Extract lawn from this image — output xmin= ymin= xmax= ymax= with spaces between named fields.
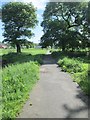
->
xmin=0 ymin=49 xmax=15 ymax=56
xmin=22 ymin=48 xmax=47 ymax=55
xmin=1 ymin=48 xmax=47 ymax=67
xmin=0 ymin=48 xmax=47 ymax=56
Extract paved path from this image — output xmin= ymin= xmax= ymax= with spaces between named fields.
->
xmin=17 ymin=52 xmax=88 ymax=118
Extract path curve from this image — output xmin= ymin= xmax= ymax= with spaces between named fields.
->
xmin=17 ymin=52 xmax=88 ymax=118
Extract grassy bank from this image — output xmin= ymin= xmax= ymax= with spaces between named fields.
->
xmin=2 ymin=62 xmax=39 ymax=118
xmin=1 ymin=48 xmax=47 ymax=67
xmin=1 ymin=48 xmax=47 ymax=119
xmin=52 ymin=51 xmax=90 ymax=96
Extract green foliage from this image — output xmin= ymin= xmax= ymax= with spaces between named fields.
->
xmin=2 ymin=52 xmax=42 ymax=66
xmin=2 ymin=62 xmax=39 ymax=118
xmin=2 ymin=2 xmax=38 ymax=53
xmin=1 ymin=48 xmax=47 ymax=67
xmin=0 ymin=48 xmax=47 ymax=118
xmin=0 ymin=49 xmax=15 ymax=56
xmin=0 ymin=48 xmax=47 ymax=56
xmin=73 ymin=71 xmax=90 ymax=95
xmin=58 ymin=57 xmax=85 ymax=73
xmin=57 ymin=55 xmax=89 ymax=95
xmin=21 ymin=48 xmax=47 ymax=55
xmin=41 ymin=2 xmax=89 ymax=51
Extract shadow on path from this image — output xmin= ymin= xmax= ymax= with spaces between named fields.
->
xmin=43 ymin=54 xmax=56 ymax=65
xmin=63 ymin=89 xmax=89 ymax=118
xmin=43 ymin=53 xmax=89 ymax=118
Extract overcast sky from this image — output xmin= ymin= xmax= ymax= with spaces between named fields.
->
xmin=0 ymin=0 xmax=48 ymax=43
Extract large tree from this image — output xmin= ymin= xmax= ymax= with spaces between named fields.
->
xmin=41 ymin=2 xmax=89 ymax=51
xmin=2 ymin=2 xmax=38 ymax=53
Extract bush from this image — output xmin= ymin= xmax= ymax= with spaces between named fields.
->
xmin=58 ymin=57 xmax=85 ymax=73
xmin=73 ymin=71 xmax=90 ymax=95
xmin=58 ymin=57 xmax=89 ymax=95
xmin=2 ymin=62 xmax=39 ymax=118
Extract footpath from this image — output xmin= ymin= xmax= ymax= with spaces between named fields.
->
xmin=17 ymin=51 xmax=88 ymax=118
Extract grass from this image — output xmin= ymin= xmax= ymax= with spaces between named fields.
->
xmin=2 ymin=62 xmax=39 ymax=118
xmin=0 ymin=49 xmax=15 ymax=55
xmin=73 ymin=70 xmax=90 ymax=95
xmin=0 ymin=48 xmax=47 ymax=56
xmin=0 ymin=48 xmax=47 ymax=119
xmin=21 ymin=48 xmax=47 ymax=55
xmin=58 ymin=57 xmax=86 ymax=73
xmin=1 ymin=48 xmax=47 ymax=67
xmin=52 ymin=50 xmax=90 ymax=96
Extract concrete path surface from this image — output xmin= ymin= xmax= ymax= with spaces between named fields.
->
xmin=17 ymin=53 xmax=88 ymax=118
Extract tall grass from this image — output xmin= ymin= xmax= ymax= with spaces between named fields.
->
xmin=58 ymin=57 xmax=86 ymax=73
xmin=2 ymin=62 xmax=39 ymax=118
xmin=57 ymin=57 xmax=89 ymax=95
xmin=0 ymin=48 xmax=47 ymax=118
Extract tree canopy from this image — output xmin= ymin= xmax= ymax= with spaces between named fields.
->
xmin=41 ymin=2 xmax=90 ymax=51
xmin=2 ymin=2 xmax=38 ymax=53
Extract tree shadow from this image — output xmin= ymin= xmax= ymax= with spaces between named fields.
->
xmin=63 ymin=89 xmax=89 ymax=118
xmin=51 ymin=51 xmax=89 ymax=118
xmin=1 ymin=52 xmax=45 ymax=67
xmin=51 ymin=51 xmax=89 ymax=63
xmin=42 ymin=54 xmax=57 ymax=65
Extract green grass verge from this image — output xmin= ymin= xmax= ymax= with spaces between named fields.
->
xmin=73 ymin=71 xmax=90 ymax=95
xmin=0 ymin=49 xmax=15 ymax=55
xmin=0 ymin=48 xmax=47 ymax=119
xmin=51 ymin=50 xmax=89 ymax=95
xmin=2 ymin=62 xmax=39 ymax=118
xmin=21 ymin=48 xmax=47 ymax=55
xmin=57 ymin=57 xmax=89 ymax=95
xmin=1 ymin=48 xmax=47 ymax=67
xmin=2 ymin=53 xmax=43 ymax=67
xmin=58 ymin=57 xmax=86 ymax=73
xmin=0 ymin=48 xmax=47 ymax=56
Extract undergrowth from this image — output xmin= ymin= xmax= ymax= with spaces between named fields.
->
xmin=2 ymin=62 xmax=39 ymax=118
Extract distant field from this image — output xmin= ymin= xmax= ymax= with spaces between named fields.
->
xmin=22 ymin=48 xmax=47 ymax=55
xmin=0 ymin=49 xmax=15 ymax=55
xmin=0 ymin=48 xmax=47 ymax=56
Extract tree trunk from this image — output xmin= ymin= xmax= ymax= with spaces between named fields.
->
xmin=71 ymin=47 xmax=74 ymax=52
xmin=51 ymin=45 xmax=53 ymax=49
xmin=61 ymin=40 xmax=65 ymax=51
xmin=16 ymin=43 xmax=21 ymax=53
xmin=62 ymin=45 xmax=65 ymax=51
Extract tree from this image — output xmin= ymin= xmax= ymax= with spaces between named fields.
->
xmin=2 ymin=2 xmax=38 ymax=53
xmin=84 ymin=1 xmax=90 ymax=48
xmin=23 ymin=40 xmax=35 ymax=48
xmin=41 ymin=2 xmax=88 ymax=51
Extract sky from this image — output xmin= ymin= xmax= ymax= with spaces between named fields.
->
xmin=0 ymin=0 xmax=48 ymax=43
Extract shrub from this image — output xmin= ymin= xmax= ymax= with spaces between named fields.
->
xmin=2 ymin=62 xmax=39 ymax=118
xmin=58 ymin=57 xmax=89 ymax=95
xmin=58 ymin=57 xmax=85 ymax=73
xmin=73 ymin=71 xmax=90 ymax=95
